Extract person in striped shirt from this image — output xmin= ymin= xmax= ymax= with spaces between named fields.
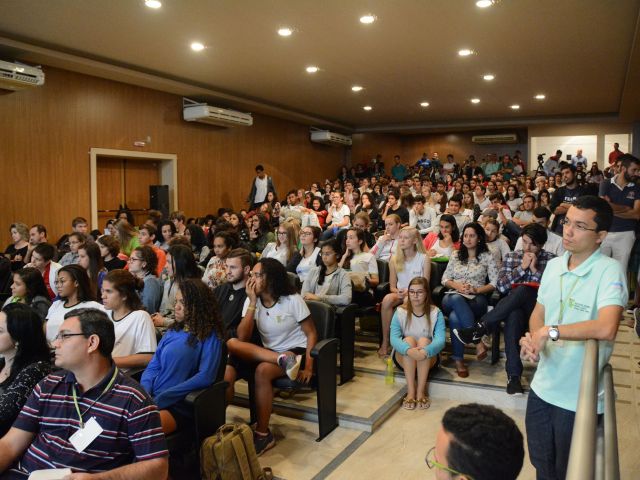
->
xmin=0 ymin=308 xmax=168 ymax=479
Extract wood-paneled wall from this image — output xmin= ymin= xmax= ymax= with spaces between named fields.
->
xmin=0 ymin=67 xmax=345 ymax=247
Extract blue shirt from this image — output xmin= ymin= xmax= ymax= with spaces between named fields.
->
xmin=141 ymin=328 xmax=222 ymax=411
xmin=598 ymin=175 xmax=640 ymax=232
xmin=530 ymin=249 xmax=627 ymax=413
xmin=391 ymin=164 xmax=408 ymax=181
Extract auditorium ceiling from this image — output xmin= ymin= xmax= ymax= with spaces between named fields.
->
xmin=0 ymin=0 xmax=639 ymax=132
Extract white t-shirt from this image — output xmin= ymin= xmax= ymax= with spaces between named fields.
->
xmin=328 ymin=204 xmax=351 ymax=228
xmin=409 ymin=207 xmax=438 ymax=234
xmin=349 ymin=252 xmax=378 ymax=275
xmin=431 ymin=238 xmax=454 ymax=257
xmin=372 ymin=238 xmax=398 ymax=261
xmin=261 ymin=242 xmax=289 ymax=266
xmin=296 ymin=247 xmax=320 ymax=282
xmin=514 ymin=231 xmax=565 ymax=257
xmin=395 ymin=252 xmax=427 ymax=290
xmin=395 ymin=306 xmax=438 ymax=340
xmin=487 ymin=238 xmax=511 ymax=265
xmin=254 ymin=176 xmax=268 ymax=203
xmin=46 ymin=300 xmax=105 ymax=343
xmin=242 ymin=294 xmax=310 ymax=352
xmin=107 ymin=310 xmax=157 ymax=359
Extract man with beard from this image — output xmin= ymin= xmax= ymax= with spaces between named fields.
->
xmin=550 ymin=164 xmax=586 ymax=235
xmin=599 ymin=154 xmax=640 ymax=276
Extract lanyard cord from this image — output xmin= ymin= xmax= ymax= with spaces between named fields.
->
xmin=559 ymin=275 xmax=580 ymax=325
xmin=72 ymin=367 xmax=119 ymax=428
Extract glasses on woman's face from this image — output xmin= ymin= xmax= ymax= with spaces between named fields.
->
xmin=300 ymin=231 xmax=313 ymax=237
xmin=128 ymin=256 xmax=142 ymax=263
xmin=408 ymin=289 xmax=426 ymax=296
xmin=248 ymin=271 xmax=265 ymax=278
xmin=277 ymin=231 xmax=288 ymax=237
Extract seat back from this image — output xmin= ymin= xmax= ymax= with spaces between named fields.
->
xmin=376 ymin=259 xmax=390 ymax=284
xmin=305 ymin=300 xmax=335 ymax=341
xmin=429 ymin=261 xmax=447 ymax=289
xmin=215 ymin=342 xmax=228 ymax=382
xmin=287 ymin=271 xmax=301 ymax=292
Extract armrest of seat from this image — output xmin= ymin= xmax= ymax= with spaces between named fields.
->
xmin=188 ymin=380 xmax=229 ymax=444
xmin=374 ymin=282 xmax=390 ymax=303
xmin=311 ymin=338 xmax=339 ymax=359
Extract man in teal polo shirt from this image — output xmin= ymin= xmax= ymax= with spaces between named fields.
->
xmin=520 ymin=195 xmax=627 ymax=480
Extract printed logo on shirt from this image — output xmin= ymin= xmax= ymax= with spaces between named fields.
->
xmin=568 ymin=298 xmax=590 ymax=313
xmin=626 ymin=191 xmax=636 ymax=200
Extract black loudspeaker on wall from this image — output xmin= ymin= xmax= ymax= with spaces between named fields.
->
xmin=149 ymin=185 xmax=170 ymax=219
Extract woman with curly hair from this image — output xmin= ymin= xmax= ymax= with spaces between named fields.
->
xmin=141 ymin=278 xmax=223 ymax=434
xmin=227 ymin=258 xmax=318 ymax=455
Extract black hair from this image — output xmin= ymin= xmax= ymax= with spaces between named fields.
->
xmin=133 ymin=245 xmax=158 ymax=276
xmin=59 ymin=264 xmax=96 ymax=302
xmin=302 ymin=226 xmax=322 ymax=248
xmin=31 ymin=224 xmax=47 ymax=236
xmin=33 ymin=243 xmax=56 ymax=262
xmin=185 ymin=224 xmax=209 ymax=253
xmin=413 ymin=194 xmax=426 ymax=203
xmin=258 ymin=257 xmax=296 ymax=298
xmin=317 ymin=239 xmax=342 ymax=286
xmin=173 ymin=278 xmax=223 ymax=346
xmin=619 ymin=153 xmax=640 ymax=169
xmin=213 ymin=230 xmax=239 ymax=250
xmin=255 ymin=164 xmax=264 ymax=172
xmin=14 ymin=267 xmax=49 ymax=302
xmin=79 ymin=242 xmax=105 ymax=300
xmin=521 ymin=223 xmax=548 ymax=248
xmin=448 ymin=194 xmax=463 ymax=205
xmin=64 ymin=307 xmax=115 ymax=360
xmin=442 ymin=403 xmax=524 ymax=480
xmin=167 ymin=244 xmax=201 ymax=281
xmin=115 ymin=207 xmax=135 ymax=226
xmin=458 ymin=223 xmax=489 ymax=263
xmin=572 ymin=195 xmax=614 ymax=232
xmin=560 ymin=163 xmax=576 ymax=173
xmin=438 ymin=214 xmax=460 ymax=243
xmin=1 ymin=303 xmax=51 ymax=385
xmin=533 ymin=206 xmax=551 ymax=220
xmin=158 ymin=220 xmax=177 ymax=240
xmin=341 ymin=228 xmax=366 ymax=269
xmin=103 ymin=269 xmax=144 ymax=311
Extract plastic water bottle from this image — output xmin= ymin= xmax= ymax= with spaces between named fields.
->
xmin=385 ymin=356 xmax=395 ymax=385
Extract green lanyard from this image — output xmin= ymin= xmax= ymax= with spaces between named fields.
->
xmin=72 ymin=367 xmax=118 ymax=428
xmin=559 ymin=275 xmax=580 ymax=325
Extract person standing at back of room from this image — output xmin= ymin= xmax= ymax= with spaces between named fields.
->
xmin=247 ymin=164 xmax=277 ymax=211
xmin=520 ymin=196 xmax=627 ymax=480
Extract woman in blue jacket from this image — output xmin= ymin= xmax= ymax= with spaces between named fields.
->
xmin=390 ymin=276 xmax=445 ymax=411
xmin=141 ymin=278 xmax=223 ymax=434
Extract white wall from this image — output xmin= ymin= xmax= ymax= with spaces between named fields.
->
xmin=530 ymin=135 xmax=597 ymax=172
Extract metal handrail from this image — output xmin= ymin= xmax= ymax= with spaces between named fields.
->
xmin=566 ymin=339 xmax=620 ymax=480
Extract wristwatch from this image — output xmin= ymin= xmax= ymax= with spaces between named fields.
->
xmin=548 ymin=325 xmax=560 ymax=342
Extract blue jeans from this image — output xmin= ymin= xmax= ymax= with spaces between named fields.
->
xmin=320 ymin=227 xmax=339 ymax=241
xmin=526 ymin=390 xmax=576 ymax=480
xmin=441 ymin=293 xmax=488 ymax=360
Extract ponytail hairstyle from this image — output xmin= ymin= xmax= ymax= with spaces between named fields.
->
xmin=392 ymin=226 xmax=426 ymax=273
xmin=402 ymin=276 xmax=434 ymax=331
xmin=317 ymin=239 xmax=342 ymax=286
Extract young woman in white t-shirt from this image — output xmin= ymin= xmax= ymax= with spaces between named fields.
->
xmin=371 ymin=214 xmax=402 ymax=261
xmin=227 ymin=258 xmax=318 ymax=455
xmin=390 ymin=277 xmax=445 ymax=410
xmin=261 ymin=221 xmax=298 ymax=267
xmin=339 ymin=228 xmax=379 ymax=307
xmin=101 ymin=269 xmax=157 ymax=370
xmin=321 ymin=191 xmax=351 ymax=240
xmin=45 ymin=265 xmax=104 ymax=343
xmin=291 ymin=225 xmax=321 ymax=283
xmin=379 ymin=227 xmax=430 ymax=358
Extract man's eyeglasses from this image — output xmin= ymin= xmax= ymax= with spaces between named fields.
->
xmin=559 ymin=218 xmax=598 ymax=232
xmin=53 ymin=332 xmax=87 ymax=342
xmin=425 ymin=446 xmax=472 ymax=478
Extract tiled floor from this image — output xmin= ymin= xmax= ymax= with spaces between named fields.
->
xmin=221 ymin=315 xmax=640 ymax=480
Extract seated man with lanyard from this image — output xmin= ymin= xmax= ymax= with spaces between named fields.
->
xmin=454 ymin=223 xmax=556 ymax=395
xmin=0 ymin=308 xmax=168 ymax=479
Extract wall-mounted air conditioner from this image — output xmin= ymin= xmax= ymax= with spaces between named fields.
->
xmin=0 ymin=60 xmax=45 ymax=91
xmin=183 ymin=100 xmax=253 ymax=127
xmin=310 ymin=130 xmax=353 ymax=147
xmin=471 ymin=133 xmax=518 ymax=144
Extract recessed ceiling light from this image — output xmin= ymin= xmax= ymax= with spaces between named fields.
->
xmin=483 ymin=74 xmax=495 ymax=81
xmin=306 ymin=66 xmax=319 ymax=73
xmin=510 ymin=104 xmax=520 ymax=110
xmin=190 ymin=42 xmax=205 ymax=52
xmin=471 ymin=98 xmax=480 ymax=104
xmin=458 ymin=49 xmax=474 ymax=57
xmin=420 ymin=102 xmax=430 ymax=107
xmin=278 ymin=27 xmax=293 ymax=37
xmin=351 ymin=85 xmax=363 ymax=92
xmin=363 ymin=105 xmax=372 ymax=111
xmin=145 ymin=0 xmax=162 ymax=9
xmin=535 ymin=94 xmax=546 ymax=100
xmin=476 ymin=0 xmax=495 ymax=8
xmin=360 ymin=14 xmax=376 ymax=24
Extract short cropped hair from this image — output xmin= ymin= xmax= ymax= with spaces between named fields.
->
xmin=226 ymin=248 xmax=253 ymax=269
xmin=31 ymin=224 xmax=47 ymax=236
xmin=34 ymin=243 xmax=56 ymax=262
xmin=619 ymin=153 xmax=640 ymax=169
xmin=72 ymin=217 xmax=88 ymax=228
xmin=532 ymin=206 xmax=551 ymax=220
xmin=521 ymin=223 xmax=548 ymax=247
xmin=442 ymin=403 xmax=524 ymax=480
xmin=572 ymin=195 xmax=613 ymax=232
xmin=64 ymin=308 xmax=115 ymax=360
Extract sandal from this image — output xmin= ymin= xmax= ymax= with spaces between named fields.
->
xmin=455 ymin=362 xmax=469 ymax=378
xmin=476 ymin=343 xmax=488 ymax=361
xmin=402 ymin=397 xmax=417 ymax=410
xmin=417 ymin=397 xmax=431 ymax=410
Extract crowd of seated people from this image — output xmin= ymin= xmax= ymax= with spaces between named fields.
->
xmin=0 ymin=149 xmax=637 ymax=475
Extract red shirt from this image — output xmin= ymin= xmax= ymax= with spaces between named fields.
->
xmin=42 ymin=262 xmax=55 ymax=300
xmin=608 ymin=149 xmax=623 ymax=165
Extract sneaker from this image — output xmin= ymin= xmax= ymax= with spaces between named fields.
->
xmin=253 ymin=429 xmax=275 ymax=456
xmin=453 ymin=322 xmax=486 ymax=345
xmin=277 ymin=353 xmax=302 ymax=380
xmin=506 ymin=376 xmax=523 ymax=395
xmin=634 ymin=307 xmax=640 ymax=338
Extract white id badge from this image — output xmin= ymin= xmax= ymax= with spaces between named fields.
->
xmin=69 ymin=417 xmax=103 ymax=453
